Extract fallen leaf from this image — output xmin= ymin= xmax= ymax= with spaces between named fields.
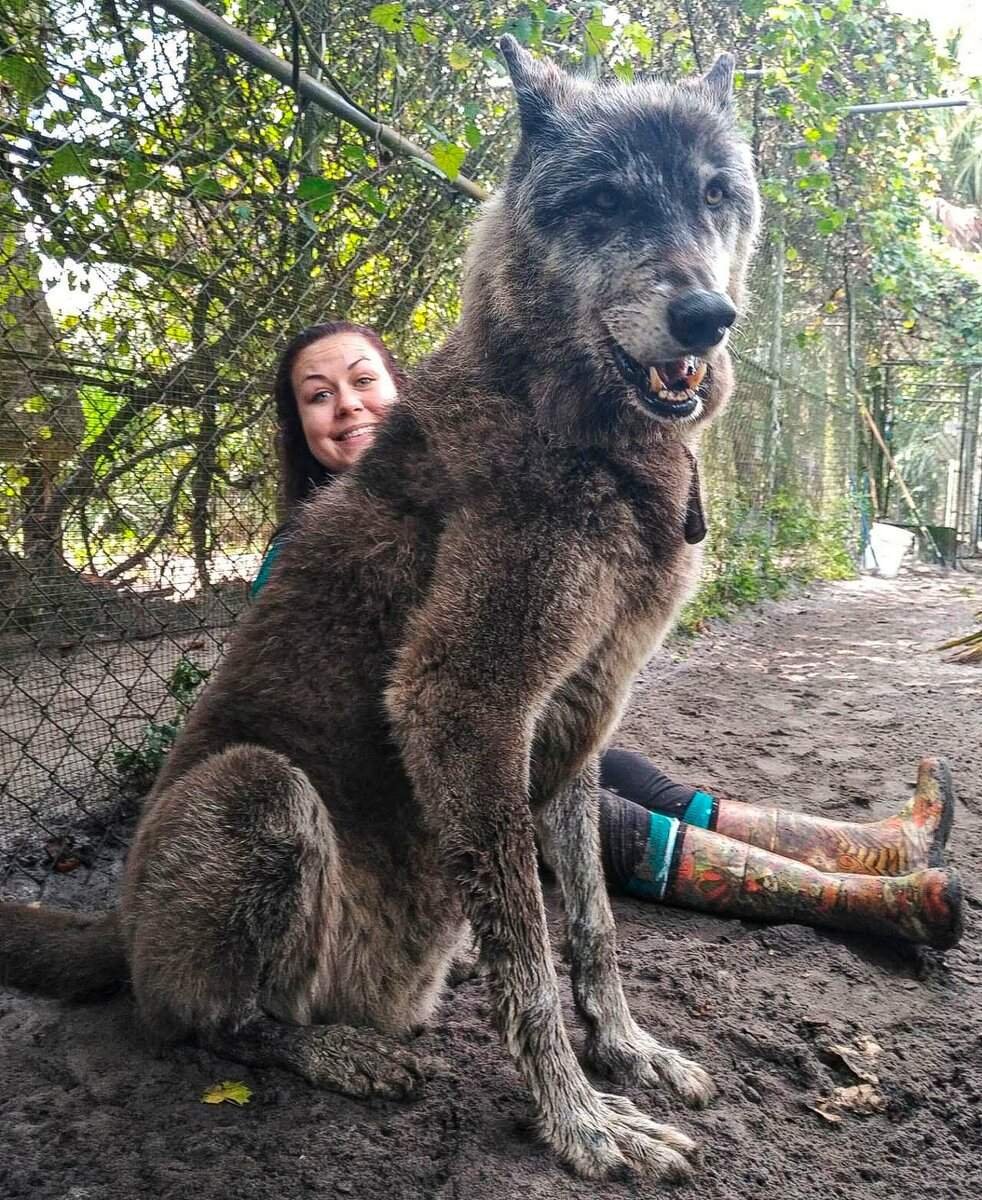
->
xmin=807 ymin=1100 xmax=842 ymax=1123
xmin=808 ymin=1083 xmax=886 ymax=1123
xmin=201 ymin=1079 xmax=253 ymax=1106
xmin=826 ymin=1042 xmax=880 ymax=1084
xmin=834 ymin=1083 xmax=886 ymax=1114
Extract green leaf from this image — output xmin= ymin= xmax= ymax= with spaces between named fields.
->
xmin=354 ymin=181 xmax=387 ymax=214
xmin=122 ymin=152 xmax=155 ymax=193
xmin=410 ymin=18 xmax=434 ymax=45
xmin=448 ymin=43 xmax=472 ymax=70
xmin=623 ymin=21 xmax=653 ymax=60
xmin=48 ymin=143 xmax=92 ymax=180
xmin=369 ymin=3 xmax=405 ymax=33
xmin=431 ymin=140 xmax=466 ymax=181
xmin=613 ymin=62 xmax=635 ymax=83
xmin=816 ymin=209 xmax=845 ymax=234
xmin=0 ymin=53 xmax=52 ymax=102
xmin=585 ymin=18 xmax=612 ymax=56
xmin=201 ymin=1080 xmax=253 ymax=1106
xmin=296 ymin=176 xmax=337 ymax=214
xmin=504 ymin=16 xmax=533 ymax=45
xmin=464 ymin=122 xmax=483 ymax=149
xmin=340 ymin=143 xmax=373 ymax=169
xmin=296 ymin=176 xmax=329 ymax=200
xmin=189 ymin=175 xmax=223 ymax=200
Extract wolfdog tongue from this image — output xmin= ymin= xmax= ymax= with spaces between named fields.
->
xmin=650 ymin=356 xmax=707 ymax=394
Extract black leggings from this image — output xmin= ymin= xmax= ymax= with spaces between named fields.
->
xmin=599 ymin=747 xmax=698 ymax=819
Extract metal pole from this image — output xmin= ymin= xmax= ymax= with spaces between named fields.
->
xmin=766 ymin=227 xmax=785 ymax=501
xmin=880 ymin=362 xmax=891 ymax=518
xmin=148 ymin=0 xmax=490 ymax=203
xmin=844 ymin=98 xmax=972 ymax=115
xmin=960 ymin=369 xmax=982 ymax=561
xmin=969 ymin=369 xmax=979 ymax=552
xmin=956 ymin=370 xmax=971 ymax=556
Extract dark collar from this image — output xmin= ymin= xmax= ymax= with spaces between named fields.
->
xmin=682 ymin=447 xmax=707 ymax=545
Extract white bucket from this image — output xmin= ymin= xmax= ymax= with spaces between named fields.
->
xmin=863 ymin=522 xmax=915 ymax=578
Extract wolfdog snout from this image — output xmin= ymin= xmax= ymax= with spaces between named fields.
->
xmin=667 ymin=290 xmax=737 ymax=352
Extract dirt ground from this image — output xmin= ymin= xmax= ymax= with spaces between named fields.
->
xmin=1 ymin=567 xmax=980 ymax=1200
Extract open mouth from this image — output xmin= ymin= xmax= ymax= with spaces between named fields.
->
xmin=609 ymin=340 xmax=707 ymax=420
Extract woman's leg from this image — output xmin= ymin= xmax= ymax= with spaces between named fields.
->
xmin=600 ymin=749 xmax=954 ymax=876
xmin=713 ymin=758 xmax=955 ymax=875
xmin=599 ymin=747 xmax=715 ymax=827
xmin=666 ymin=822 xmax=961 ymax=949
xmin=597 ymin=790 xmax=963 ymax=948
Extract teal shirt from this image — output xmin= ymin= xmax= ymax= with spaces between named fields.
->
xmin=250 ymin=536 xmax=285 ymax=599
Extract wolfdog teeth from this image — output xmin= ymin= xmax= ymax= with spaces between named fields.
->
xmin=685 ymin=359 xmax=707 ymax=389
xmin=649 ymin=361 xmax=705 ymax=398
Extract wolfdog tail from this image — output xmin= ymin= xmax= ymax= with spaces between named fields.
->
xmin=0 ymin=904 xmax=126 ymax=999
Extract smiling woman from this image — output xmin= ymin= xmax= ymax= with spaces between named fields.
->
xmin=292 ymin=332 xmax=400 ymax=473
xmin=271 ymin=320 xmax=408 ymax=511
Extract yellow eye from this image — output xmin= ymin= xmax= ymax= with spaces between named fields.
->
xmin=705 ymin=182 xmax=725 ymax=207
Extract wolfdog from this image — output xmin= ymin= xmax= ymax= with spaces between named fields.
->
xmin=1 ymin=38 xmax=760 ymax=1181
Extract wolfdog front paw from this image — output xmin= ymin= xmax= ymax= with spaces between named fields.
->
xmin=541 ymin=1090 xmax=698 ymax=1182
xmin=587 ymin=1022 xmax=715 ymax=1108
xmin=298 ymin=1026 xmax=432 ymax=1100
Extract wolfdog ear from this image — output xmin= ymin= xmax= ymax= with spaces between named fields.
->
xmin=701 ymin=53 xmax=736 ymax=109
xmin=499 ymin=34 xmax=574 ymax=140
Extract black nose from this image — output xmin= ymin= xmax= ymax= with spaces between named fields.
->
xmin=667 ymin=291 xmax=737 ymax=350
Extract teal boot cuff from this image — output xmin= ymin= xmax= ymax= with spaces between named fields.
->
xmin=682 ymin=789 xmax=717 ymax=830
xmin=624 ymin=811 xmax=681 ymax=901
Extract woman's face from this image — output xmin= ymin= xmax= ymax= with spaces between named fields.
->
xmin=290 ymin=332 xmax=399 ymax=473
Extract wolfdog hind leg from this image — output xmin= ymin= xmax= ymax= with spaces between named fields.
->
xmin=537 ymin=761 xmax=715 ymax=1108
xmin=123 ymin=745 xmax=425 ymax=1099
xmin=203 ymin=1015 xmax=428 ymax=1099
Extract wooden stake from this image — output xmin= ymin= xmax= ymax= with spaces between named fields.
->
xmin=858 ymin=401 xmax=944 ymax=563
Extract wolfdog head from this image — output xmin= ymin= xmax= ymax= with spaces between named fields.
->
xmin=463 ymin=37 xmax=760 ymax=437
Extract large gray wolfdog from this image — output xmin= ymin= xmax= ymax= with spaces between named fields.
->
xmin=1 ymin=38 xmax=760 ymax=1181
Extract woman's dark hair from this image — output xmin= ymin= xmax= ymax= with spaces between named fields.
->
xmin=273 ymin=319 xmax=406 ymax=515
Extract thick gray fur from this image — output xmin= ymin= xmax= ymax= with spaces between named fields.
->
xmin=0 ymin=38 xmax=759 ymax=1181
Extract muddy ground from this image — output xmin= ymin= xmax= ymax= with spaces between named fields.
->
xmin=1 ymin=567 xmax=980 ymax=1200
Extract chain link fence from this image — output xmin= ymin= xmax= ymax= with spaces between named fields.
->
xmin=0 ymin=0 xmax=957 ymax=891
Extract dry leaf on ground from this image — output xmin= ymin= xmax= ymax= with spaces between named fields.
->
xmin=808 ymin=1083 xmax=887 ymax=1123
xmin=824 ymin=1035 xmax=882 ymax=1085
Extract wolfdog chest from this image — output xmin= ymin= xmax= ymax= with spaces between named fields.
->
xmin=556 ymin=441 xmax=703 ymax=601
